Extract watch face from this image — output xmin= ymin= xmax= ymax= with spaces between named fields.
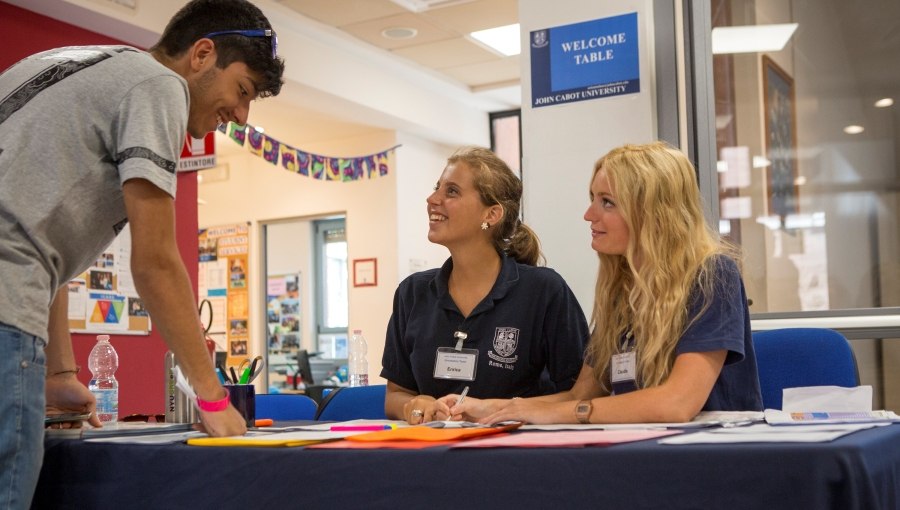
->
xmin=576 ymin=401 xmax=592 ymax=423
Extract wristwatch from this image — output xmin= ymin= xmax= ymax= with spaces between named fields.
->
xmin=575 ymin=400 xmax=593 ymax=424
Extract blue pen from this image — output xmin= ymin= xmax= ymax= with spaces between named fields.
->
xmin=217 ymin=363 xmax=231 ymax=384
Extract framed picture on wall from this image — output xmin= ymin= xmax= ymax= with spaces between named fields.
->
xmin=762 ymin=55 xmax=799 ymax=219
xmin=353 ymin=258 xmax=377 ymax=287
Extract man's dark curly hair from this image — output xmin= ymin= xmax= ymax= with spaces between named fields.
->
xmin=150 ymin=0 xmax=284 ymax=97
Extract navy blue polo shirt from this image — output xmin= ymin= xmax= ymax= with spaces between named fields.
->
xmin=602 ymin=256 xmax=763 ymax=411
xmin=381 ymin=255 xmax=589 ymax=399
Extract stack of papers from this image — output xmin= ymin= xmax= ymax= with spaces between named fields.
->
xmin=187 ymin=420 xmax=404 ymax=447
xmin=764 ymin=409 xmax=900 ymax=425
xmin=521 ymin=411 xmax=765 ymax=431
xmin=46 ymin=422 xmax=203 ymax=444
xmin=659 ymin=422 xmax=887 ymax=444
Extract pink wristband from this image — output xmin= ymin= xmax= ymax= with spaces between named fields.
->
xmin=196 ymin=388 xmax=230 ymax=412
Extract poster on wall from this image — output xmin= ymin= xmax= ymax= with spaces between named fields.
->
xmin=530 ymin=11 xmax=639 ymax=108
xmin=266 ymin=274 xmax=301 ymax=391
xmin=198 ymin=223 xmax=250 ymax=363
xmin=68 ymin=224 xmax=151 ymax=335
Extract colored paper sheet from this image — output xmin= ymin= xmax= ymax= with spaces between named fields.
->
xmin=345 ymin=422 xmax=521 ymax=442
xmin=306 ymin=439 xmax=460 ymax=450
xmin=451 ymin=429 xmax=680 ymax=448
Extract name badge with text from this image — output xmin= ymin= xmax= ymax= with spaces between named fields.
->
xmin=434 ymin=347 xmax=478 ymax=381
xmin=611 ymin=351 xmax=636 ymax=384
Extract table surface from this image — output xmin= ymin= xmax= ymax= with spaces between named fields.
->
xmin=34 ymin=423 xmax=900 ymax=510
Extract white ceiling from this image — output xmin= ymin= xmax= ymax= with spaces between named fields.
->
xmin=278 ymin=0 xmax=519 ymax=93
xmin=5 ymin=0 xmax=517 ymax=148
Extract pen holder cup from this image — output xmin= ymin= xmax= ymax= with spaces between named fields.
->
xmin=228 ymin=384 xmax=256 ymax=427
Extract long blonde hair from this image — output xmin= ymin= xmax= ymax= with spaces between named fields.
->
xmin=586 ymin=142 xmax=740 ymax=392
xmin=447 ymin=147 xmax=544 ymax=266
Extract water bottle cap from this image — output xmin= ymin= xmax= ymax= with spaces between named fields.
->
xmin=97 ymin=335 xmax=110 ymax=342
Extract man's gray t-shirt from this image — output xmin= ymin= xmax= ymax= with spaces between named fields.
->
xmin=0 ymin=46 xmax=188 ymax=339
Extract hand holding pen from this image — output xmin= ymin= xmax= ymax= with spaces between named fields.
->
xmin=446 ymin=386 xmax=469 ymax=421
xmin=424 ymin=386 xmax=470 ymax=423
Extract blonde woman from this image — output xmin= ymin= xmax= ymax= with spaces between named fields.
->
xmin=382 ymin=147 xmax=589 ymax=425
xmin=446 ymin=142 xmax=762 ymax=424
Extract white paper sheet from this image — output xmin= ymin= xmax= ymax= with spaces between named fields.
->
xmin=659 ymin=422 xmax=885 ymax=444
xmin=782 ymin=385 xmax=872 ymax=412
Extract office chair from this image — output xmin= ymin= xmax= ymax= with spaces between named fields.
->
xmin=752 ymin=328 xmax=860 ymax=410
xmin=314 ymin=384 xmax=387 ymax=421
xmin=254 ymin=393 xmax=318 ymax=421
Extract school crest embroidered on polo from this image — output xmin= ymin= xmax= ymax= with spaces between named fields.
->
xmin=493 ymin=327 xmax=519 ymax=357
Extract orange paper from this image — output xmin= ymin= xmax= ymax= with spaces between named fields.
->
xmin=344 ymin=422 xmax=521 ymax=442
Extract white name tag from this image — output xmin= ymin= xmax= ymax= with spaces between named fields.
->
xmin=433 ymin=347 xmax=478 ymax=381
xmin=611 ymin=351 xmax=636 ymax=383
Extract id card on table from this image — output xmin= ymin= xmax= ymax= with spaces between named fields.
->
xmin=434 ymin=347 xmax=478 ymax=381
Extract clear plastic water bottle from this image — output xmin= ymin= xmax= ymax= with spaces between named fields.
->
xmin=348 ymin=329 xmax=368 ymax=387
xmin=88 ymin=334 xmax=119 ymax=423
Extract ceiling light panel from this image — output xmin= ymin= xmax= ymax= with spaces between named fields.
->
xmin=712 ymin=23 xmax=798 ymax=54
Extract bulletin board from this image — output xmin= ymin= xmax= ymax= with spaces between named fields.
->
xmin=68 ymin=224 xmax=151 ymax=335
xmin=266 ymin=274 xmax=301 ymax=391
xmin=198 ymin=222 xmax=251 ymax=363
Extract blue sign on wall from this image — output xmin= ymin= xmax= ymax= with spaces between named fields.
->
xmin=530 ymin=12 xmax=639 ymax=108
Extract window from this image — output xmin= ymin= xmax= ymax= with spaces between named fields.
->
xmin=314 ymin=218 xmax=348 ymax=335
xmin=685 ymin=0 xmax=900 ymax=410
xmin=490 ymin=109 xmax=522 ymax=175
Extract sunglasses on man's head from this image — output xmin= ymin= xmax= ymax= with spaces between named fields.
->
xmin=201 ymin=29 xmax=278 ymax=58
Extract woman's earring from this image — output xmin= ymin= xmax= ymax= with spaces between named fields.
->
xmin=481 ymin=222 xmax=489 ymax=230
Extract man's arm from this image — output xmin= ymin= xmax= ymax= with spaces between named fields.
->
xmin=122 ymin=178 xmax=245 ymax=436
xmin=46 ymin=288 xmax=78 ymax=377
xmin=45 ymin=288 xmax=102 ymax=427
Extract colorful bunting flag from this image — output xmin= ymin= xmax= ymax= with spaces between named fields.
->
xmin=228 ymin=123 xmax=246 ymax=146
xmin=280 ymin=144 xmax=297 ymax=172
xmin=247 ymin=127 xmax=264 ymax=157
xmin=262 ymin=136 xmax=279 ymax=165
xmin=218 ymin=122 xmax=398 ymax=182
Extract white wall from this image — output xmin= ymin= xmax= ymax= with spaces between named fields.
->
xmin=519 ymin=0 xmax=658 ymax=315
xmin=394 ymin=132 xmax=458 ymax=282
xmin=201 ymin=127 xmax=400 ymax=385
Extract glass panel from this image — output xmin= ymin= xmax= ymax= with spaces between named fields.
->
xmin=316 ymin=222 xmax=348 ymax=332
xmin=323 ymin=236 xmax=348 ymax=329
xmin=710 ymin=0 xmax=900 ymax=314
xmin=490 ymin=110 xmax=522 ymax=174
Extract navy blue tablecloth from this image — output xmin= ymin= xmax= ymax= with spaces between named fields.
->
xmin=34 ymin=424 xmax=900 ymax=510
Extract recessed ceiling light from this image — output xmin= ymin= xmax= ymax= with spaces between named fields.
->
xmin=381 ymin=27 xmax=418 ymax=40
xmin=470 ymin=23 xmax=520 ymax=56
xmin=874 ymin=98 xmax=894 ymax=108
xmin=843 ymin=125 xmax=864 ymax=135
xmin=711 ymin=23 xmax=798 ymax=54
